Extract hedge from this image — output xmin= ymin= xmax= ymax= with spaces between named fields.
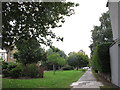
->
xmin=92 ymin=43 xmax=112 ymax=74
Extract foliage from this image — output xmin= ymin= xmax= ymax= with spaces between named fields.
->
xmin=9 ymin=63 xmax=24 ymax=78
xmin=7 ymin=62 xmax=17 ymax=71
xmin=47 ymin=46 xmax=66 ymax=59
xmin=47 ymin=53 xmax=60 ymax=65
xmin=23 ymin=63 xmax=41 ymax=78
xmin=67 ymin=52 xmax=89 ymax=69
xmin=47 ymin=53 xmax=66 ymax=74
xmin=57 ymin=57 xmax=66 ymax=66
xmin=14 ymin=38 xmax=47 ymax=65
xmin=2 ymin=2 xmax=79 ymax=51
xmin=2 ymin=69 xmax=9 ymax=77
xmin=62 ymin=65 xmax=74 ymax=70
xmin=46 ymin=47 xmax=67 ymax=71
xmin=2 ymin=70 xmax=85 ymax=88
xmin=92 ymin=43 xmax=112 ymax=73
xmin=2 ymin=60 xmax=8 ymax=69
xmin=89 ymin=11 xmax=113 ymax=56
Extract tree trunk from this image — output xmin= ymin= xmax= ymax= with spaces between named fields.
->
xmin=76 ymin=66 xmax=79 ymax=70
xmin=59 ymin=66 xmax=61 ymax=70
xmin=6 ymin=49 xmax=9 ymax=62
xmin=53 ymin=64 xmax=55 ymax=75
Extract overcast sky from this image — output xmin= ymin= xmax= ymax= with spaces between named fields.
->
xmin=46 ymin=0 xmax=108 ymax=57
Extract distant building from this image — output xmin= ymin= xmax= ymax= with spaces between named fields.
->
xmin=0 ymin=49 xmax=17 ymax=62
xmin=0 ymin=49 xmax=7 ymax=61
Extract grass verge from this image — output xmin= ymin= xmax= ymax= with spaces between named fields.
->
xmin=2 ymin=70 xmax=86 ymax=88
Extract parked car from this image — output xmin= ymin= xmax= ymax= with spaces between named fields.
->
xmin=82 ymin=67 xmax=89 ymax=69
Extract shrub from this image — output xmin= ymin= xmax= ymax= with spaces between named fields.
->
xmin=92 ymin=43 xmax=112 ymax=74
xmin=62 ymin=65 xmax=74 ymax=70
xmin=7 ymin=62 xmax=17 ymax=71
xmin=9 ymin=63 xmax=24 ymax=78
xmin=2 ymin=69 xmax=9 ymax=77
xmin=2 ymin=61 xmax=8 ymax=70
xmin=23 ymin=63 xmax=41 ymax=78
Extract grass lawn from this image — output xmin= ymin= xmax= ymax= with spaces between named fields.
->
xmin=2 ymin=70 xmax=86 ymax=88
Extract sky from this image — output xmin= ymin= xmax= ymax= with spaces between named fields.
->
xmin=46 ymin=0 xmax=109 ymax=57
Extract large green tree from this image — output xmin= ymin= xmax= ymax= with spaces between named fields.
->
xmin=14 ymin=37 xmax=47 ymax=65
xmin=46 ymin=46 xmax=66 ymax=71
xmin=47 ymin=53 xmax=66 ymax=74
xmin=89 ymin=11 xmax=113 ymax=56
xmin=2 ymin=2 xmax=79 ymax=51
xmin=67 ymin=52 xmax=89 ymax=70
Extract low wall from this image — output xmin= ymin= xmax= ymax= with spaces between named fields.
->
xmin=98 ymin=72 xmax=111 ymax=82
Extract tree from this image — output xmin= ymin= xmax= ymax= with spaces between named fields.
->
xmin=2 ymin=2 xmax=79 ymax=51
xmin=14 ymin=37 xmax=47 ymax=65
xmin=57 ymin=57 xmax=66 ymax=70
xmin=47 ymin=53 xmax=60 ymax=74
xmin=89 ymin=11 xmax=113 ymax=56
xmin=67 ymin=52 xmax=89 ymax=70
xmin=46 ymin=47 xmax=66 ymax=71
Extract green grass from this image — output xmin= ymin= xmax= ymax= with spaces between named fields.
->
xmin=2 ymin=70 xmax=86 ymax=88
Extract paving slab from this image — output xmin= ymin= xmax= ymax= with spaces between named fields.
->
xmin=70 ymin=69 xmax=103 ymax=89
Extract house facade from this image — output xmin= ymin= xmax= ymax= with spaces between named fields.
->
xmin=0 ymin=49 xmax=7 ymax=61
xmin=0 ymin=49 xmax=17 ymax=62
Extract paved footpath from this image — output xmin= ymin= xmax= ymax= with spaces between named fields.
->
xmin=70 ymin=69 xmax=104 ymax=89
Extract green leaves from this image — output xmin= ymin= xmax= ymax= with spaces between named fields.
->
xmin=89 ymin=11 xmax=113 ymax=56
xmin=91 ymin=43 xmax=112 ymax=73
xmin=2 ymin=2 xmax=78 ymax=50
xmin=14 ymin=38 xmax=47 ymax=65
xmin=67 ymin=52 xmax=89 ymax=68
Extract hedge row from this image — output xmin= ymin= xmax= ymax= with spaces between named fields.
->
xmin=92 ymin=43 xmax=112 ymax=74
xmin=2 ymin=62 xmax=42 ymax=78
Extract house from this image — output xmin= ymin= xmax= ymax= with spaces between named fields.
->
xmin=107 ymin=0 xmax=120 ymax=87
xmin=0 ymin=49 xmax=7 ymax=62
xmin=0 ymin=49 xmax=17 ymax=62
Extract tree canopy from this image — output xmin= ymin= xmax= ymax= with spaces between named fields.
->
xmin=67 ymin=52 xmax=89 ymax=70
xmin=89 ymin=11 xmax=113 ymax=56
xmin=2 ymin=2 xmax=79 ymax=50
xmin=14 ymin=37 xmax=47 ymax=65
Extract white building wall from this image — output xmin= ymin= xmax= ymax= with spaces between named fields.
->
xmin=0 ymin=49 xmax=7 ymax=61
xmin=118 ymin=46 xmax=120 ymax=86
xmin=110 ymin=44 xmax=118 ymax=86
xmin=108 ymin=1 xmax=120 ymax=87
xmin=109 ymin=2 xmax=118 ymax=40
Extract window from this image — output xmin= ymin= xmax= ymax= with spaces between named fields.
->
xmin=10 ymin=53 xmax=13 ymax=59
xmin=1 ymin=53 xmax=4 ymax=59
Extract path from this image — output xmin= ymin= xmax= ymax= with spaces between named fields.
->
xmin=70 ymin=68 xmax=103 ymax=89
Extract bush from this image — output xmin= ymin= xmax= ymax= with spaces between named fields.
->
xmin=7 ymin=62 xmax=17 ymax=71
xmin=62 ymin=65 xmax=74 ymax=70
xmin=92 ymin=43 xmax=112 ymax=74
xmin=23 ymin=63 xmax=41 ymax=78
xmin=2 ymin=61 xmax=8 ymax=70
xmin=2 ymin=69 xmax=9 ymax=77
xmin=9 ymin=63 xmax=24 ymax=78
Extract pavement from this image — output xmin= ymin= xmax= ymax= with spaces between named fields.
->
xmin=70 ymin=69 xmax=104 ymax=89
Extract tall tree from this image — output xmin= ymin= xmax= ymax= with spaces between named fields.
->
xmin=2 ymin=2 xmax=79 ymax=51
xmin=89 ymin=11 xmax=113 ymax=56
xmin=14 ymin=37 xmax=47 ymax=65
xmin=67 ymin=52 xmax=89 ymax=70
xmin=47 ymin=53 xmax=65 ymax=74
